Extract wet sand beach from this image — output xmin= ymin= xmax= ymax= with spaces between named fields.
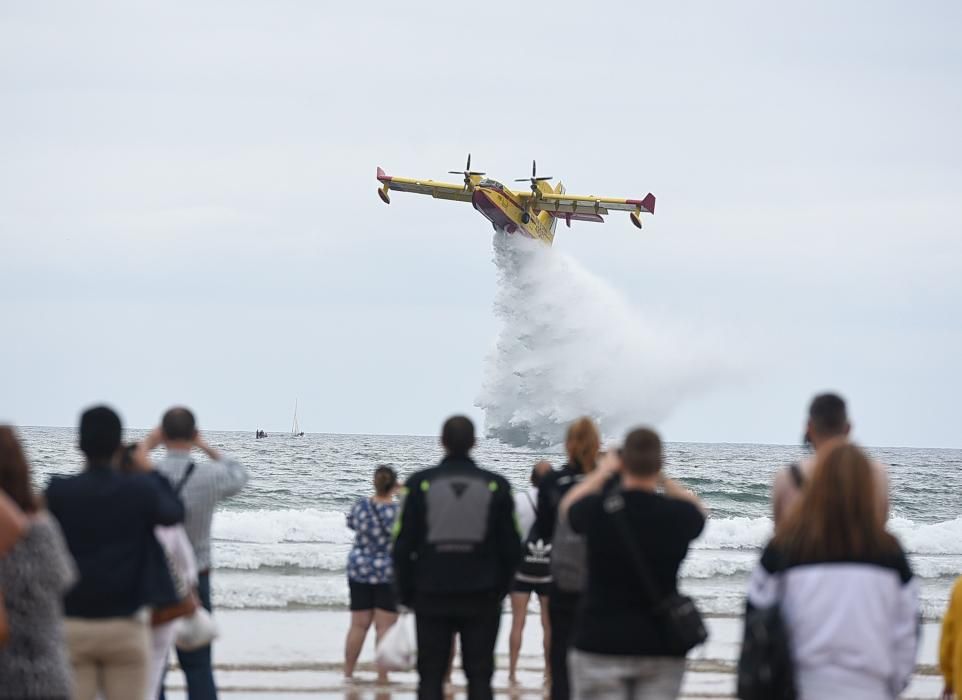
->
xmin=162 ymin=610 xmax=945 ymax=699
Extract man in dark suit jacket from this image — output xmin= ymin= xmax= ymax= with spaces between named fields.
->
xmin=47 ymin=405 xmax=184 ymax=700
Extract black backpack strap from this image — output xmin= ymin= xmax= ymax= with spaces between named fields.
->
xmin=603 ymin=490 xmax=665 ymax=609
xmin=788 ymin=462 xmax=804 ymax=489
xmin=174 ymin=461 xmax=196 ymax=495
xmin=526 ymin=491 xmax=538 ymax=515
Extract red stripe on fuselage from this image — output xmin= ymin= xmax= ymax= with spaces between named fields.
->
xmin=472 ymin=190 xmax=515 ymax=229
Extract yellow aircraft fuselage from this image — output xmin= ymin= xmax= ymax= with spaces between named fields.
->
xmin=470 ymin=178 xmax=558 ymax=244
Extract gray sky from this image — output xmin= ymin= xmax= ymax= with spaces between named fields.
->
xmin=2 ymin=1 xmax=960 ymax=447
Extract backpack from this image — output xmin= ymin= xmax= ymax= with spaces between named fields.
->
xmin=737 ymin=572 xmax=797 ymax=700
xmin=516 ymin=493 xmax=552 ymax=584
xmin=550 ymin=512 xmax=587 ymax=593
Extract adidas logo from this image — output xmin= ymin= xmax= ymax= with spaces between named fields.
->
xmin=525 ymin=539 xmax=552 ymax=563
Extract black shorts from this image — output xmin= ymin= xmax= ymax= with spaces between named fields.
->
xmin=349 ymin=581 xmax=398 ymax=613
xmin=512 ymin=578 xmax=551 ymax=597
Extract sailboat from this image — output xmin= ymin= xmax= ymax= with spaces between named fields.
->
xmin=291 ymin=400 xmax=305 ymax=437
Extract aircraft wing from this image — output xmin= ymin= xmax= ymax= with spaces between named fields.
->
xmin=376 ymin=167 xmax=473 ymax=203
xmin=515 ymin=189 xmax=656 ymax=228
xmin=527 ymin=191 xmax=656 ymax=217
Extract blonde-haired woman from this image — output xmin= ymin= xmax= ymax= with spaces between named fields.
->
xmin=536 ymin=417 xmax=601 ymax=700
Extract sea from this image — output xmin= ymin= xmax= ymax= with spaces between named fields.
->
xmin=18 ymin=426 xmax=962 ymax=621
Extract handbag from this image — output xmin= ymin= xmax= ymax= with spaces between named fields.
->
xmin=603 ymin=490 xmax=708 ymax=654
xmin=151 ymin=463 xmax=198 ymax=626
xmin=0 ymin=591 xmax=9 ymax=648
xmin=176 ymin=605 xmax=218 ymax=651
xmin=375 ymin=613 xmax=417 ymax=672
xmin=152 ymin=588 xmax=199 ymax=625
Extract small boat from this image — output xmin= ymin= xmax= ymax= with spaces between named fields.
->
xmin=291 ymin=400 xmax=305 ymax=437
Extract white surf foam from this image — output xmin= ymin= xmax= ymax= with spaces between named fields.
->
xmin=477 ymin=233 xmax=734 ymax=447
xmin=213 ymin=509 xmax=354 ymax=545
xmin=214 ymin=542 xmax=349 ymax=572
xmin=690 ymin=515 xmax=962 ymax=556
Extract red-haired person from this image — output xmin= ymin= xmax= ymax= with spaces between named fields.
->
xmin=536 ymin=417 xmax=601 ymax=700
xmin=0 ymin=426 xmax=76 ymax=699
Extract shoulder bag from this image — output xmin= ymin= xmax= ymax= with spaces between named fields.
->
xmin=603 ymin=489 xmax=708 ymax=654
xmin=152 ymin=463 xmax=200 ymax=626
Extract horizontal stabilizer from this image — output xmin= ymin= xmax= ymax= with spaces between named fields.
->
xmin=626 ymin=193 xmax=656 ymax=214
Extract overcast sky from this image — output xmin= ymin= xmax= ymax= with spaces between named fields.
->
xmin=2 ymin=1 xmax=960 ymax=447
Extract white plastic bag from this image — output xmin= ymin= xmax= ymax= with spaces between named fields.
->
xmin=175 ymin=606 xmax=218 ymax=652
xmin=375 ymin=613 xmax=417 ymax=671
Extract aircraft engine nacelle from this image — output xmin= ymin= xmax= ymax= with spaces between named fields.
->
xmin=630 ymin=210 xmax=643 ymax=229
xmin=378 ymin=185 xmax=391 ymax=204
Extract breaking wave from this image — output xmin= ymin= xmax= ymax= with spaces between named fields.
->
xmin=476 ymin=232 xmax=732 ymax=447
xmin=210 ymin=507 xmax=962 ymax=580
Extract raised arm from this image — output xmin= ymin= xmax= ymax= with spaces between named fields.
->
xmin=661 ymin=475 xmax=708 ymax=517
xmin=194 ymin=435 xmax=249 ymax=500
xmin=536 ymin=473 xmax=557 ymax=542
xmin=560 ymin=452 xmax=620 ymax=521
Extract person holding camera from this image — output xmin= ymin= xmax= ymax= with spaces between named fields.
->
xmin=560 ymin=427 xmax=706 ymax=700
xmin=148 ymin=406 xmax=249 ymax=700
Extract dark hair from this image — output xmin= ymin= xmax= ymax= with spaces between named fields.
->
xmin=621 ymin=427 xmax=663 ymax=477
xmin=374 ymin=465 xmax=397 ymax=496
xmin=118 ymin=443 xmax=139 ymax=474
xmin=808 ymin=393 xmax=848 ymax=441
xmin=441 ymin=415 xmax=475 ymax=458
xmin=0 ymin=426 xmax=38 ymax=513
xmin=79 ymin=405 xmax=122 ymax=461
xmin=162 ymin=407 xmax=197 ymax=441
xmin=530 ymin=460 xmax=552 ymax=487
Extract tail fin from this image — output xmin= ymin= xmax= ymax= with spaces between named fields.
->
xmin=537 ymin=181 xmax=565 ymax=243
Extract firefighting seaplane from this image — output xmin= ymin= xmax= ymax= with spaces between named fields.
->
xmin=376 ymin=155 xmax=655 ymax=245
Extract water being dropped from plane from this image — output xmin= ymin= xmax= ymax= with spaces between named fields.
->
xmin=477 ymin=232 xmax=732 ymax=447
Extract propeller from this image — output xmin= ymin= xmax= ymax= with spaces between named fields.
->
xmin=514 ymin=160 xmax=553 ymax=189
xmin=448 ymin=153 xmax=485 ymax=188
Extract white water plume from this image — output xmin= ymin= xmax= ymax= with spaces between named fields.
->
xmin=477 ymin=232 xmax=732 ymax=447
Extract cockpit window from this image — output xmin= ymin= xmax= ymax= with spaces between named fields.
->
xmin=478 ymin=178 xmax=504 ymax=191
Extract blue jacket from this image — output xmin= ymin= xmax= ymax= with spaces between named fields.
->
xmin=47 ymin=466 xmax=185 ymax=618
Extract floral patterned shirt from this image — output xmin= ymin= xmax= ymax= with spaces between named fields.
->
xmin=346 ymin=498 xmax=398 ymax=585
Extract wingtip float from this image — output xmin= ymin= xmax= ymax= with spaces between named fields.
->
xmin=375 ymin=155 xmax=655 ymax=245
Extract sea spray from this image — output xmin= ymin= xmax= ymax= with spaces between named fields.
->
xmin=477 ymin=231 xmax=730 ymax=447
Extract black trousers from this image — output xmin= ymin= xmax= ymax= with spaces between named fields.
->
xmin=548 ymin=589 xmax=581 ymax=700
xmin=415 ymin=602 xmax=502 ymax=700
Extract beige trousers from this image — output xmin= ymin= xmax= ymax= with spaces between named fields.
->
xmin=64 ymin=615 xmax=150 ymax=700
